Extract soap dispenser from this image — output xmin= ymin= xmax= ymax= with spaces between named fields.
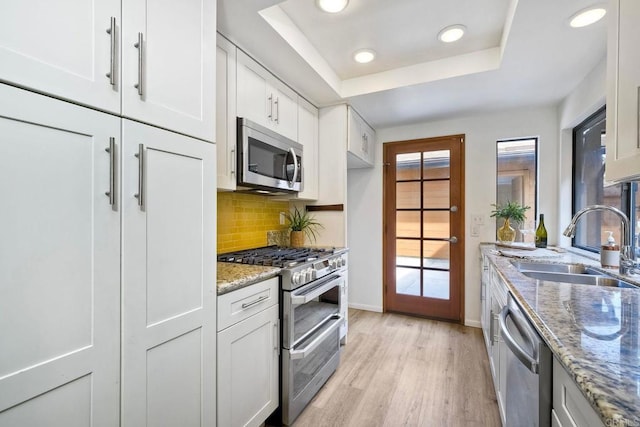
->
xmin=601 ymin=231 xmax=620 ymax=268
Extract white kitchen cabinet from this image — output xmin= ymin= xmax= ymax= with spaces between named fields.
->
xmin=480 ymin=254 xmax=491 ymax=349
xmin=0 ymin=0 xmax=121 ymax=114
xmin=485 ymin=262 xmax=508 ymax=426
xmin=0 ymin=0 xmax=216 ymax=142
xmin=552 ymin=357 xmax=604 ymax=427
xmin=237 ymin=50 xmax=298 ymax=142
xmin=347 ymin=106 xmax=376 ymax=168
xmin=216 ymin=34 xmax=238 ymax=191
xmin=297 ymin=97 xmax=319 ymax=200
xmin=121 ymin=120 xmax=216 ymax=427
xmin=217 ymin=278 xmax=279 ymax=427
xmin=121 ymin=0 xmax=216 ymax=142
xmin=605 ymin=0 xmax=640 ymax=182
xmin=0 ymin=84 xmax=120 ymax=425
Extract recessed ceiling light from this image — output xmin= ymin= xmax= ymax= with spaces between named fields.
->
xmin=353 ymin=49 xmax=376 ymax=64
xmin=438 ymin=25 xmax=466 ymax=43
xmin=569 ymin=6 xmax=606 ymax=28
xmin=316 ymin=0 xmax=349 ymax=13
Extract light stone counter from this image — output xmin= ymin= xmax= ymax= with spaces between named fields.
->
xmin=481 ymin=244 xmax=640 ymax=426
xmin=217 ymin=262 xmax=281 ymax=295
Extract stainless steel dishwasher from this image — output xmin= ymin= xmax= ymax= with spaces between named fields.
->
xmin=499 ymin=292 xmax=552 ymax=427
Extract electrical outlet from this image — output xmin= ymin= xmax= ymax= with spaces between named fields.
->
xmin=472 ymin=214 xmax=484 ymax=225
xmin=279 ymin=212 xmax=286 ymax=225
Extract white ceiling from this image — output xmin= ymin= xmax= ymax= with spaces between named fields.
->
xmin=217 ymin=0 xmax=607 ymax=129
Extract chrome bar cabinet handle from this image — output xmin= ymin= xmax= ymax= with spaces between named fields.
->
xmin=134 ymin=143 xmax=145 ymax=210
xmin=105 ymin=137 xmax=116 ymax=209
xmin=241 ymin=295 xmax=269 ymax=309
xmin=106 ymin=17 xmax=116 ymax=86
xmin=134 ymin=32 xmax=144 ymax=96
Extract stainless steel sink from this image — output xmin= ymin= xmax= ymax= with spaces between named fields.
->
xmin=520 ymin=271 xmax=638 ymax=288
xmin=511 ymin=261 xmax=599 ymax=275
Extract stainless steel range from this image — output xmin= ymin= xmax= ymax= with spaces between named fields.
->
xmin=217 ymin=246 xmax=348 ymax=425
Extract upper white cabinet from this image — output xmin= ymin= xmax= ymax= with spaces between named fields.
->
xmin=237 ymin=50 xmax=298 ymax=142
xmin=120 ymin=120 xmax=216 ymax=427
xmin=121 ymin=0 xmax=216 ymax=142
xmin=347 ymin=106 xmax=376 ymax=168
xmin=297 ymin=97 xmax=319 ymax=200
xmin=0 ymin=0 xmax=216 ymax=142
xmin=0 ymin=84 xmax=121 ymax=427
xmin=216 ymin=34 xmax=238 ymax=191
xmin=605 ymin=0 xmax=640 ymax=182
xmin=0 ymin=0 xmax=121 ymax=114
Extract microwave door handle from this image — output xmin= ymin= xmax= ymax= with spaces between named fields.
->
xmin=287 ymin=148 xmax=298 ymax=187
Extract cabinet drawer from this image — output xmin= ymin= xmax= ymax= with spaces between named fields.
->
xmin=218 ymin=277 xmax=279 ymax=331
xmin=553 ymin=358 xmax=604 ymax=427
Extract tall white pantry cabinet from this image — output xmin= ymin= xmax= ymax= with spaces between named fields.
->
xmin=0 ymin=1 xmax=217 ymax=426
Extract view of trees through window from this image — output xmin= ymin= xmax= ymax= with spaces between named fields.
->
xmin=572 ymin=107 xmax=639 ymax=253
xmin=496 ymin=138 xmax=538 ymax=243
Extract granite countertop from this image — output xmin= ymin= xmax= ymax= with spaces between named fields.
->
xmin=217 ymin=262 xmax=281 ymax=295
xmin=481 ymin=244 xmax=640 ymax=426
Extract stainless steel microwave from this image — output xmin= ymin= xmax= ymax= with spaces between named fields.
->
xmin=237 ymin=117 xmax=303 ymax=194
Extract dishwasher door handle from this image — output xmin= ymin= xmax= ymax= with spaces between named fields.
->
xmin=499 ymin=305 xmax=539 ymax=374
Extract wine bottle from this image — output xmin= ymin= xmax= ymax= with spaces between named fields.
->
xmin=535 ymin=214 xmax=548 ymax=248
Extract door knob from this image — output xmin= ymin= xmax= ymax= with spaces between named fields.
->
xmin=448 ymin=236 xmax=458 ymax=243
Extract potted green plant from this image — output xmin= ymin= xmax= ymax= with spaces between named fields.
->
xmin=283 ymin=206 xmax=323 ymax=247
xmin=490 ymin=201 xmax=530 ymax=242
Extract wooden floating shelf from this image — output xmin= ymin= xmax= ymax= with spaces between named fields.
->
xmin=306 ymin=204 xmax=344 ymax=212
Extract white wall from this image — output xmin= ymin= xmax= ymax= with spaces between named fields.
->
xmin=347 ymin=106 xmax=560 ymax=326
xmin=557 ymin=57 xmax=606 ymax=246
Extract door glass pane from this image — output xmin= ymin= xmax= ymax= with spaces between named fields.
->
xmin=423 ymin=150 xmax=450 ymax=179
xmin=397 ymin=182 xmax=420 ymax=209
xmin=396 ymin=267 xmax=420 ymax=296
xmin=396 ymin=153 xmax=421 ymax=180
xmin=422 ymin=181 xmax=449 ymax=209
xmin=423 ymin=270 xmax=450 ymax=300
xmin=396 ymin=239 xmax=420 ymax=267
xmin=423 ymin=211 xmax=449 ymax=238
xmin=423 ymin=241 xmax=450 ymax=270
xmin=397 ymin=211 xmax=420 ymax=238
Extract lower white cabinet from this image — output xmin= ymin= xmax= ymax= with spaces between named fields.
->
xmin=120 ymin=120 xmax=217 ymax=427
xmin=217 ymin=278 xmax=280 ymax=427
xmin=0 ymin=82 xmax=120 ymax=427
xmin=552 ymin=358 xmax=604 ymax=427
xmin=0 ymin=83 xmax=217 ymax=426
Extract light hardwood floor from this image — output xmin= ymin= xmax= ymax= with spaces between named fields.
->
xmin=292 ymin=309 xmax=501 ymax=427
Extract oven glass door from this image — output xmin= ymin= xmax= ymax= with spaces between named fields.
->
xmin=284 ymin=273 xmax=345 ymax=349
xmin=283 ymin=315 xmax=341 ymax=425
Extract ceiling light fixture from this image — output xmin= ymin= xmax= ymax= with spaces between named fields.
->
xmin=438 ymin=25 xmax=466 ymax=43
xmin=569 ymin=6 xmax=606 ymax=28
xmin=316 ymin=0 xmax=349 ymax=13
xmin=353 ymin=49 xmax=376 ymax=64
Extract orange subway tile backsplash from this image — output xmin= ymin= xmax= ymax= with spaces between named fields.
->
xmin=217 ymin=192 xmax=289 ymax=253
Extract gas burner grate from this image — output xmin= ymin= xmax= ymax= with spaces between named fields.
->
xmin=217 ymin=245 xmax=336 ymax=267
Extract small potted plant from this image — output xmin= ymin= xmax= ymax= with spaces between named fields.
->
xmin=284 ymin=206 xmax=323 ymax=247
xmin=490 ymin=201 xmax=530 ymax=243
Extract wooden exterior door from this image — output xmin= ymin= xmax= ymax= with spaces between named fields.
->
xmin=383 ymin=135 xmax=465 ymax=321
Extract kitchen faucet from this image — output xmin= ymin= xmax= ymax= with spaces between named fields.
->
xmin=563 ymin=205 xmax=637 ymax=275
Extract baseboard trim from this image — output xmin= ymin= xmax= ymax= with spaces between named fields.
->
xmin=465 ymin=319 xmax=481 ymax=329
xmin=348 ymin=303 xmax=383 ymax=313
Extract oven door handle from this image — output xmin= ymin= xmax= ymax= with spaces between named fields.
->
xmin=289 ymin=314 xmax=342 ymax=360
xmin=291 ymin=276 xmax=343 ymax=304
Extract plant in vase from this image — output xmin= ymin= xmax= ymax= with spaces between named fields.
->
xmin=490 ymin=201 xmax=530 ymax=243
xmin=283 ymin=206 xmax=323 ymax=248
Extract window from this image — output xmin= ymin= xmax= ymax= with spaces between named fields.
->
xmin=572 ymin=107 xmax=638 ymax=253
xmin=496 ymin=138 xmax=538 ymax=242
